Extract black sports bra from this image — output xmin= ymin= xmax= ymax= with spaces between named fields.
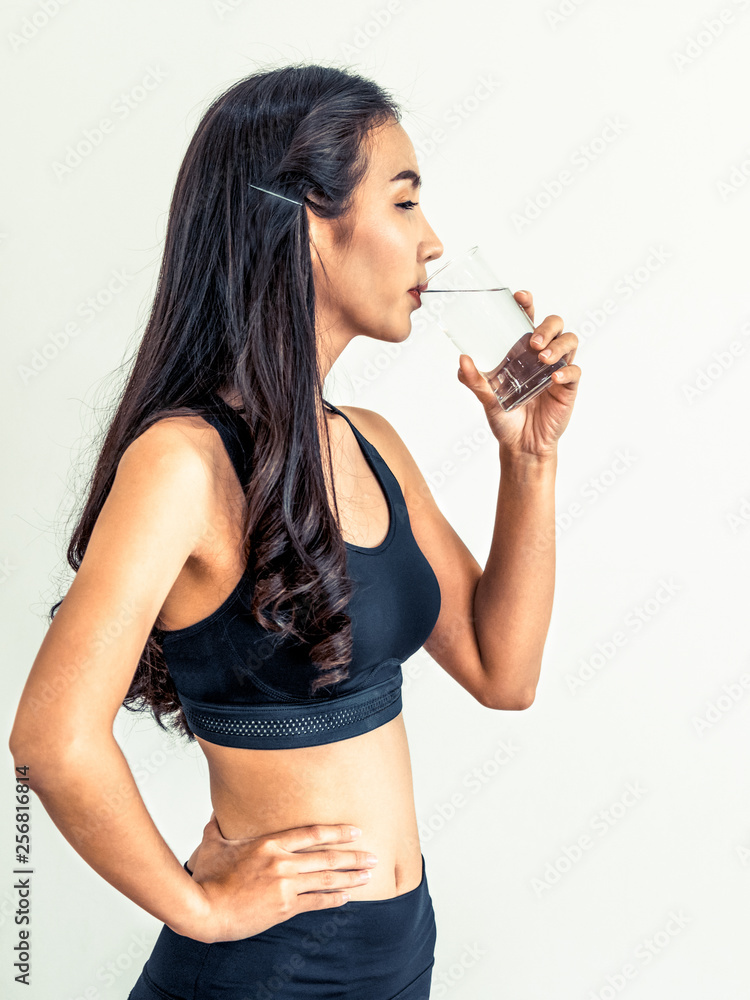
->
xmin=159 ymin=392 xmax=441 ymax=750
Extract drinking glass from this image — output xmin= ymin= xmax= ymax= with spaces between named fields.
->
xmin=421 ymin=245 xmax=568 ymax=411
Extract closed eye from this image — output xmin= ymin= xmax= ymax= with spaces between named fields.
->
xmin=397 ymin=200 xmax=418 ymax=210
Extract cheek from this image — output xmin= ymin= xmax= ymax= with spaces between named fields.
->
xmin=355 ymin=212 xmax=409 ymax=276
xmin=330 ymin=213 xmax=412 ymax=325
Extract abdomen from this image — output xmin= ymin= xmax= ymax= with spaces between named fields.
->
xmin=190 ymin=712 xmax=424 ymax=900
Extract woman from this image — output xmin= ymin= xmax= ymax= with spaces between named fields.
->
xmin=9 ymin=64 xmax=580 ymax=998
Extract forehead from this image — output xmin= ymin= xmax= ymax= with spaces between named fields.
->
xmin=363 ymin=121 xmax=419 ymax=191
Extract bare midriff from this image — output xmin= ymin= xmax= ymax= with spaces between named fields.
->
xmin=185 ymin=714 xmax=424 ymax=900
xmin=177 ymin=400 xmax=424 ymax=900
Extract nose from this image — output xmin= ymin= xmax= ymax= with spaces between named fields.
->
xmin=417 ymin=204 xmax=444 ymax=265
xmin=420 ymin=231 xmax=444 ymax=265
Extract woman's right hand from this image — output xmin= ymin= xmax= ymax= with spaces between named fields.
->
xmin=181 ymin=812 xmax=378 ymax=943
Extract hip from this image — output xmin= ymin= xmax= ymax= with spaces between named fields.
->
xmin=128 ymin=852 xmax=437 ymax=1000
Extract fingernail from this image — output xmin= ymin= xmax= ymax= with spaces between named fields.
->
xmin=350 ymin=827 xmax=362 ymax=837
xmin=532 ymin=335 xmax=543 ymax=345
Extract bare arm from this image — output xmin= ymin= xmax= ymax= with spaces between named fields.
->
xmin=15 ymin=735 xmax=209 ymax=936
xmin=9 ymin=415 xmax=378 ymax=943
xmin=343 ymin=413 xmax=556 ymax=711
xmin=342 ymin=407 xmax=532 ymax=710
xmin=346 ymin=291 xmax=574 ymax=711
xmin=472 ymin=450 xmax=557 ymax=708
xmin=9 ymin=417 xmax=215 ymax=937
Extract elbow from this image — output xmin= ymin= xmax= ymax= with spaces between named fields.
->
xmin=9 ymin=726 xmax=29 ymax=767
xmin=9 ymin=727 xmax=70 ymax=789
xmin=481 ymin=686 xmax=536 ymax=711
xmin=9 ymin=730 xmax=45 ymax=787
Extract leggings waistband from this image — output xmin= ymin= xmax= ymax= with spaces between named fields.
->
xmin=183 ymin=854 xmax=426 ymax=904
xmin=131 ymin=853 xmax=436 ymax=999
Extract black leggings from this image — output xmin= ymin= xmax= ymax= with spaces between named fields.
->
xmin=127 ymin=853 xmax=436 ymax=999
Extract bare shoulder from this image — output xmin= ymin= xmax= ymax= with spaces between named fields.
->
xmin=121 ymin=412 xmax=214 ymax=471
xmin=10 ymin=415 xmax=229 ymax=747
xmin=334 ymin=405 xmax=428 ymax=507
xmin=115 ymin=413 xmax=231 ymax=554
xmin=118 ymin=411 xmax=232 ymax=499
xmin=334 ymin=405 xmax=400 ymax=458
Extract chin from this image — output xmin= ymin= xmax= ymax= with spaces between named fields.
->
xmin=360 ymin=320 xmax=412 ymax=344
xmin=384 ymin=323 xmax=413 ymax=344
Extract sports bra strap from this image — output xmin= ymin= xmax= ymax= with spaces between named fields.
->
xmin=197 ymin=392 xmax=252 ymax=487
xmin=200 ymin=394 xmax=374 ymax=492
xmin=323 ymin=399 xmax=367 ymax=444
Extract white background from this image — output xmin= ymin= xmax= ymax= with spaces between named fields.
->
xmin=2 ymin=0 xmax=749 ymax=997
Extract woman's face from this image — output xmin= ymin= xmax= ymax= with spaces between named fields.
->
xmin=308 ymin=120 xmax=443 ymax=370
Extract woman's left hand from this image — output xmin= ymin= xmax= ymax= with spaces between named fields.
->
xmin=457 ymin=290 xmax=580 ymax=460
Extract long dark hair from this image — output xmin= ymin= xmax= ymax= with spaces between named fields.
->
xmin=49 ymin=63 xmax=402 ymax=741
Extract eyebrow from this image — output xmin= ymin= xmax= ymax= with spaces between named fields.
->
xmin=390 ymin=169 xmax=422 ymax=189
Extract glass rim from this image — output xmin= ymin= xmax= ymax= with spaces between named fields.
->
xmin=425 ymin=244 xmax=480 ymax=287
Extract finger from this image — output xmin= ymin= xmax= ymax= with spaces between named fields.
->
xmin=295 ymin=886 xmax=353 ymax=911
xmin=279 ymin=824 xmax=363 ymax=854
xmin=529 ymin=314 xmax=565 ymax=349
xmin=536 ymin=332 xmax=578 ymax=364
xmin=291 ymin=849 xmax=378 ymax=874
xmin=549 ymin=364 xmax=580 ymax=385
xmin=457 ymin=355 xmax=498 ymax=406
xmin=295 ymin=866 xmax=373 ymax=897
xmin=514 ymin=289 xmax=534 ymax=324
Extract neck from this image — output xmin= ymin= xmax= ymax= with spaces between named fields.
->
xmin=215 ymin=386 xmax=337 ymax=434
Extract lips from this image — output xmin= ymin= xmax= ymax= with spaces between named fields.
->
xmin=410 ymin=281 xmax=428 ymax=293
